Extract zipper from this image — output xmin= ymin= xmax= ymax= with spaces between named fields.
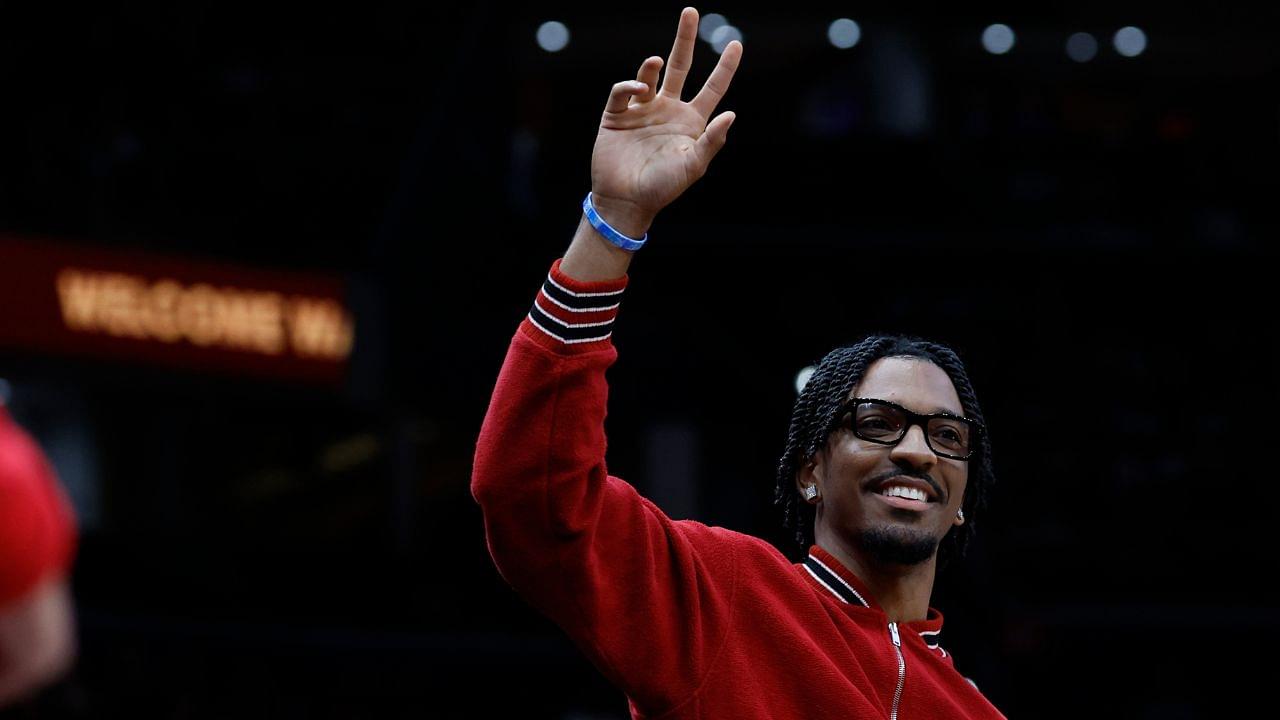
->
xmin=888 ymin=622 xmax=905 ymax=720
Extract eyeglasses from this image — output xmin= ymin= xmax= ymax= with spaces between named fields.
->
xmin=834 ymin=397 xmax=982 ymax=461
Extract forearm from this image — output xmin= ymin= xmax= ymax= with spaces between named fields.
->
xmin=472 ymin=331 xmax=614 ymax=535
xmin=472 ymin=262 xmax=628 ymax=559
xmin=472 ymin=287 xmax=623 ymax=617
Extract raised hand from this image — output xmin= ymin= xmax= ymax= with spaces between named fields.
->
xmin=588 ymin=7 xmax=743 ymax=237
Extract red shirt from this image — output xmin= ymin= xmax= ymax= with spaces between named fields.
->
xmin=0 ymin=406 xmax=77 ymax=607
xmin=473 ymin=260 xmax=1006 ymax=719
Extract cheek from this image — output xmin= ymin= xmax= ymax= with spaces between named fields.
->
xmin=830 ymin=443 xmax=885 ymax=477
xmin=945 ymin=467 xmax=969 ymax=505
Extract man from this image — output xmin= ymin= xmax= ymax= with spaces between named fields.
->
xmin=473 ymin=7 xmax=1004 ymax=718
xmin=0 ymin=399 xmax=78 ymax=707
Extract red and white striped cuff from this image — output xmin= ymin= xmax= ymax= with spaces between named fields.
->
xmin=519 ymin=259 xmax=628 ymax=354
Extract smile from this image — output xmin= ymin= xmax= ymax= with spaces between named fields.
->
xmin=875 ymin=492 xmax=931 ymax=512
xmin=881 ymin=485 xmax=929 ymax=502
xmin=870 ymin=479 xmax=939 ymax=512
xmin=868 ymin=474 xmax=941 ymax=505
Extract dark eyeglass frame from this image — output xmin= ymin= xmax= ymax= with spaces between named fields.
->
xmin=833 ymin=397 xmax=984 ymax=461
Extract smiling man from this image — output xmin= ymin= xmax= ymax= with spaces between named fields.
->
xmin=780 ymin=338 xmax=995 ymax=629
xmin=473 ymin=7 xmax=1004 ymax=719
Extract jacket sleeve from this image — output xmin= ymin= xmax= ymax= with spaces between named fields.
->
xmin=471 ymin=260 xmax=738 ymax=715
xmin=0 ymin=410 xmax=77 ymax=608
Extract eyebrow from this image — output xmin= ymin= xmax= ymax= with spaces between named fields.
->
xmin=855 ymin=397 xmax=965 ymax=417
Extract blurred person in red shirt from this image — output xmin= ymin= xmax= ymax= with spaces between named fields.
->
xmin=0 ymin=399 xmax=78 ymax=707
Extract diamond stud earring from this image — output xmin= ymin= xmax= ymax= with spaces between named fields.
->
xmin=803 ymin=486 xmax=819 ymax=501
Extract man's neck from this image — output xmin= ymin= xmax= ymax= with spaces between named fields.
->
xmin=817 ymin=532 xmax=937 ymax=623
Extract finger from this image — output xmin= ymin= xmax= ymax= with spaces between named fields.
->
xmin=635 ymin=56 xmax=662 ymax=103
xmin=604 ymin=80 xmax=649 ymax=114
xmin=694 ymin=110 xmax=736 ymax=168
xmin=659 ymin=7 xmax=699 ymax=100
xmin=690 ymin=40 xmax=742 ymax=122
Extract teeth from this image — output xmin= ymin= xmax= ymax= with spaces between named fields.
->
xmin=882 ymin=485 xmax=928 ymax=502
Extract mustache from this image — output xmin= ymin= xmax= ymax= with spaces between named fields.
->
xmin=867 ymin=468 xmax=944 ymax=502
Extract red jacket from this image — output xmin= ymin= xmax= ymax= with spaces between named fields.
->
xmin=0 ymin=406 xmax=77 ymax=607
xmin=473 ymin=260 xmax=1006 ymax=719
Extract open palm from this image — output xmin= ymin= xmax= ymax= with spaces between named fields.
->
xmin=590 ymin=8 xmax=743 ymax=224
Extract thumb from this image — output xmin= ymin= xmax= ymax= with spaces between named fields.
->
xmin=694 ymin=111 xmax=736 ymax=167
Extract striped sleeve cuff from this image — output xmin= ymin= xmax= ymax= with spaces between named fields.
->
xmin=518 ymin=258 xmax=628 ymax=354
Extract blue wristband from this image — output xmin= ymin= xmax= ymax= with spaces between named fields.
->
xmin=582 ymin=192 xmax=648 ymax=251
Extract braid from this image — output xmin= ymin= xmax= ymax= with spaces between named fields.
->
xmin=774 ymin=335 xmax=996 ymax=563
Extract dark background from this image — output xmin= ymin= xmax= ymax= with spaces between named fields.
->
xmin=1 ymin=2 xmax=1277 ymax=717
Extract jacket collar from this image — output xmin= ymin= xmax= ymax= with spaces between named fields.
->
xmin=803 ymin=545 xmax=945 ymax=639
xmin=804 ymin=545 xmax=874 ymax=608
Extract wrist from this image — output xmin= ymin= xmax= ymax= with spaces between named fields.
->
xmin=586 ymin=193 xmax=654 ymax=238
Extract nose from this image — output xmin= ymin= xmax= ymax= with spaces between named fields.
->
xmin=889 ymin=424 xmax=937 ymax=471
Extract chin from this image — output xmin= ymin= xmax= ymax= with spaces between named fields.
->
xmin=857 ymin=525 xmax=938 ymax=566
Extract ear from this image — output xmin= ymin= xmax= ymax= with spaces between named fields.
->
xmin=795 ymin=452 xmax=823 ymax=503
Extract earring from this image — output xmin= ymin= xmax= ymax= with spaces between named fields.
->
xmin=956 ymin=508 xmax=964 ymax=522
xmin=803 ymin=486 xmax=819 ymax=501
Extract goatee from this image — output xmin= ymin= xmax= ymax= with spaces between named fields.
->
xmin=857 ymin=526 xmax=938 ymax=566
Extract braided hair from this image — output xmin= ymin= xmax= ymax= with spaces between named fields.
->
xmin=775 ymin=335 xmax=995 ymax=563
